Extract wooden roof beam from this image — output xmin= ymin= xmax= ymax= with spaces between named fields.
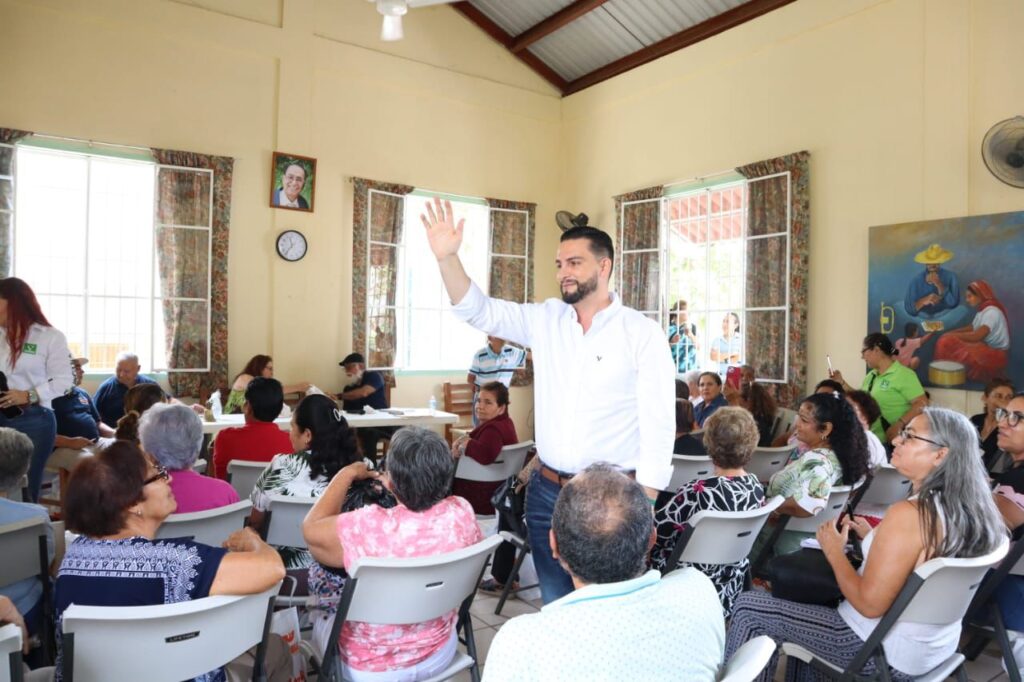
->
xmin=510 ymin=0 xmax=611 ymax=54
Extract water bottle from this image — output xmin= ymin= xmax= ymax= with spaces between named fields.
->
xmin=428 ymin=395 xmax=437 ymax=415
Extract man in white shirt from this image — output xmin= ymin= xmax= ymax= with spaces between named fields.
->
xmin=483 ymin=464 xmax=725 ymax=681
xmin=422 ymin=198 xmax=674 ymax=603
xmin=272 ymin=163 xmax=309 ymax=209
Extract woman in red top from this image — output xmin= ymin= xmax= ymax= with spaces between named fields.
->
xmin=451 ymin=381 xmax=518 ymax=514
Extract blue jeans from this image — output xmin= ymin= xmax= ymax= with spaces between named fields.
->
xmin=2 ymin=405 xmax=58 ymax=502
xmin=996 ymin=574 xmax=1024 ymax=631
xmin=525 ymin=468 xmax=575 ymax=604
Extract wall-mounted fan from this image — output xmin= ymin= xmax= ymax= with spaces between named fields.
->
xmin=555 ymin=211 xmax=590 ymax=232
xmin=368 ymin=0 xmax=455 ymax=41
xmin=982 ymin=116 xmax=1024 ymax=188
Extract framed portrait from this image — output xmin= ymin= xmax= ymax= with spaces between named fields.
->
xmin=269 ymin=151 xmax=316 ymax=212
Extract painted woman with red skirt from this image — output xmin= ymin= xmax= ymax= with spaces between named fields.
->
xmin=934 ymin=280 xmax=1010 ymax=383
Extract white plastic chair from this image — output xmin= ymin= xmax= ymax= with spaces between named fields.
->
xmin=454 ymin=440 xmax=533 ymax=485
xmin=782 ymin=482 xmax=860 ymax=534
xmin=193 ymin=458 xmax=208 ymax=475
xmin=226 ymin=460 xmax=267 ymax=499
xmin=60 ymin=582 xmax=281 ymax=682
xmin=782 ymin=539 xmax=1009 ymax=681
xmin=859 ymin=464 xmax=912 ymax=507
xmin=0 ymin=517 xmax=51 ymax=662
xmin=663 ymin=496 xmax=785 ymax=573
xmin=719 ymin=635 xmax=777 ymax=682
xmin=746 ymin=446 xmax=793 ymax=483
xmin=772 ymin=408 xmax=797 ymax=441
xmin=0 ymin=623 xmax=23 ymax=682
xmin=962 ymin=538 xmax=1024 ymax=682
xmin=155 ymin=500 xmax=252 ymax=546
xmin=665 ymin=455 xmax=715 ymax=492
xmin=264 ymin=495 xmax=316 ymax=548
xmin=317 ymin=535 xmax=503 ymax=682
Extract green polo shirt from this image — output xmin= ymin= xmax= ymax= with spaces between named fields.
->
xmin=861 ymin=361 xmax=925 ymax=441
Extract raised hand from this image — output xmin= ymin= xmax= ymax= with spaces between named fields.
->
xmin=421 ymin=196 xmax=465 ymax=261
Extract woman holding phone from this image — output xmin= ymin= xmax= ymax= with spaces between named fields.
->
xmin=0 ymin=278 xmax=73 ymax=501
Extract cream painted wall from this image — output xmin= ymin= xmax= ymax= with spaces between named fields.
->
xmin=559 ymin=0 xmax=1024 ymax=414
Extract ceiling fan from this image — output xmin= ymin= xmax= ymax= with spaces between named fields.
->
xmin=368 ymin=0 xmax=456 ymax=42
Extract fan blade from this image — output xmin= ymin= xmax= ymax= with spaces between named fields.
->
xmin=407 ymin=0 xmax=456 ymax=7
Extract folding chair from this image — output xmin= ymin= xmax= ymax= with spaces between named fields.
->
xmin=719 ymin=635 xmax=777 ymax=682
xmin=155 ymin=500 xmax=252 ymax=546
xmin=264 ymin=495 xmax=316 ymax=548
xmin=0 ymin=623 xmax=23 ymax=682
xmin=662 ymin=496 xmax=785 ymax=576
xmin=0 ymin=518 xmax=52 ymax=663
xmin=665 ymin=455 xmax=715 ymax=492
xmin=962 ymin=534 xmax=1024 ymax=682
xmin=317 ymin=535 xmax=502 ymax=682
xmin=442 ymin=382 xmax=475 ymax=445
xmin=193 ymin=458 xmax=208 ymax=475
xmin=746 ymin=446 xmax=793 ymax=484
xmin=453 ymin=441 xmax=533 ymax=518
xmin=782 ymin=540 xmax=1009 ymax=681
xmin=227 ymin=460 xmax=267 ymax=499
xmin=858 ymin=464 xmax=912 ymax=508
xmin=60 ymin=582 xmax=280 ymax=682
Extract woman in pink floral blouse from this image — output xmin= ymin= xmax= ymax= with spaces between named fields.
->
xmin=303 ymin=426 xmax=482 ymax=680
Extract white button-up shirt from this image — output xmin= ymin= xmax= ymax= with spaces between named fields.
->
xmin=451 ymin=283 xmax=674 ymax=490
xmin=0 ymin=323 xmax=74 ymax=408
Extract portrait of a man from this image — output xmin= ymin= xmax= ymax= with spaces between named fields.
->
xmin=269 ymin=152 xmax=316 ymax=212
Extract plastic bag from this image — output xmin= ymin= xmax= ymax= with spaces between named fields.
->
xmin=269 ymin=606 xmax=307 ymax=682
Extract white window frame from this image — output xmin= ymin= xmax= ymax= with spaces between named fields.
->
xmin=488 ymin=206 xmax=531 ymax=304
xmin=364 ymin=187 xmax=405 ymax=373
xmin=0 ymin=142 xmax=13 ymax=273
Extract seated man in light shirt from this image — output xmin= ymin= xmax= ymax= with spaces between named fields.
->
xmin=484 ymin=463 xmax=725 ymax=682
xmin=467 ymin=336 xmax=526 ymax=426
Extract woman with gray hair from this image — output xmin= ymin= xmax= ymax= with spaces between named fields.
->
xmin=139 ymin=402 xmax=239 ymax=514
xmin=304 ymin=426 xmax=483 ymax=679
xmin=651 ymin=407 xmax=765 ymax=615
xmin=726 ymin=407 xmax=1007 ymax=680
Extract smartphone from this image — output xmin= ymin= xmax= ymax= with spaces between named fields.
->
xmin=826 ymin=354 xmax=834 ymax=377
xmin=0 ymin=371 xmax=24 ymax=419
xmin=725 ymin=366 xmax=741 ymax=390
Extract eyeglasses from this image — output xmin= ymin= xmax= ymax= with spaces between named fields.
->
xmin=143 ymin=464 xmax=169 ymax=486
xmin=995 ymin=408 xmax=1024 ymax=428
xmin=897 ymin=428 xmax=944 ymax=448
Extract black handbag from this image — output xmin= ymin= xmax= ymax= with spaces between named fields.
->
xmin=768 ymin=548 xmax=844 ymax=606
xmin=491 ymin=475 xmax=527 ymax=538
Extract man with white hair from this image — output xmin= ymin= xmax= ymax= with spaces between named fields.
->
xmin=93 ymin=352 xmax=160 ymax=427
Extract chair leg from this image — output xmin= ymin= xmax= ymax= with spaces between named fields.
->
xmin=495 ymin=546 xmax=530 ymax=616
xmin=993 ymin=609 xmax=1022 ymax=682
xmin=962 ymin=627 xmax=990 ymax=661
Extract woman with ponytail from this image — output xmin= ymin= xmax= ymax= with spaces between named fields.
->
xmin=249 ymin=394 xmax=362 ymax=572
xmin=114 ymin=383 xmax=167 ymax=443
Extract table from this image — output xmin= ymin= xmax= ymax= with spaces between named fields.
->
xmin=200 ymin=408 xmax=459 ymax=435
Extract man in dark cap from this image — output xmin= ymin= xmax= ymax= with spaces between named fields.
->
xmin=337 ymin=352 xmax=393 ymax=461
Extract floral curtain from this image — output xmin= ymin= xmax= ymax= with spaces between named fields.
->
xmin=351 ymin=178 xmax=414 ymax=388
xmin=151 ymin=148 xmax=233 ymax=399
xmin=613 ymin=185 xmax=664 ymax=317
xmin=0 ymin=128 xmax=33 ymax=278
xmin=738 ymin=151 xmax=810 ymax=407
xmin=486 ymin=198 xmax=536 ymax=387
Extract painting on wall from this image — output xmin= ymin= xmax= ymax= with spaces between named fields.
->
xmin=269 ymin=151 xmax=316 ymax=212
xmin=867 ymin=211 xmax=1024 ymax=391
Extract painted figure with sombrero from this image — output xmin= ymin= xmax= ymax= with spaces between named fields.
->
xmin=904 ymin=243 xmax=962 ymax=319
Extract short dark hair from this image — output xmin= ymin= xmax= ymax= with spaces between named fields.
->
xmin=845 ymin=390 xmax=882 ymax=428
xmin=479 ymin=381 xmax=509 ymax=407
xmin=675 ymin=379 xmax=690 ymax=401
xmin=815 ymin=378 xmax=846 ymax=394
xmin=65 ymin=441 xmax=148 ymax=536
xmin=552 ymin=463 xmax=652 ymax=584
xmin=703 ymin=407 xmax=759 ymax=469
xmin=384 ymin=427 xmax=454 ymax=512
xmin=246 ymin=377 xmax=285 ymax=422
xmin=560 ymin=226 xmax=615 ymax=274
xmin=983 ymin=377 xmax=1015 ymax=397
xmin=293 ymin=394 xmax=360 ymax=480
xmin=675 ymin=399 xmax=694 ymax=433
xmin=699 ymin=371 xmax=722 ymax=387
xmin=863 ymin=332 xmax=896 ymax=356
xmin=0 ymin=428 xmax=33 ymax=490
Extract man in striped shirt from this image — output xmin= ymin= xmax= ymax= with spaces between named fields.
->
xmin=467 ymin=337 xmax=526 ymax=425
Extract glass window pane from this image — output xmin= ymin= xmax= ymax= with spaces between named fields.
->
xmin=367 ymin=307 xmax=396 ymax=369
xmin=0 ymin=145 xmax=12 ymax=175
xmin=621 ymin=199 xmax=660 ymax=251
xmin=0 ymin=212 xmax=11 ymax=277
xmin=155 ymin=227 xmax=209 ymax=299
xmin=619 ymin=251 xmax=660 ymax=312
xmin=490 ymin=210 xmax=526 ymax=255
xmin=400 ymin=308 xmax=441 ymax=371
xmin=157 ymin=168 xmax=211 ymax=227
xmin=89 ymin=298 xmax=153 ymax=371
xmin=368 ymin=245 xmax=398 ymax=308
xmin=746 ymin=310 xmax=786 ymax=381
xmin=440 ymin=315 xmax=485 ymax=372
xmin=0 ymin=179 xmax=11 ymax=211
xmin=490 ymin=256 xmax=525 ymax=302
xmin=154 ymin=299 xmax=208 ymax=371
xmin=707 ymin=239 xmax=743 ymax=312
xmin=747 ymin=235 xmax=787 ymax=308
xmin=87 ymin=158 xmax=155 ymax=297
xmin=369 ymin=191 xmax=404 ymax=244
xmin=36 ymin=294 xmax=85 ymax=361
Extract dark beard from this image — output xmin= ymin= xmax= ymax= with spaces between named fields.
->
xmin=561 ymin=273 xmax=599 ymax=304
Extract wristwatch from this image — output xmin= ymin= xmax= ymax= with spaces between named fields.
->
xmin=27 ymin=389 xmax=39 ymax=405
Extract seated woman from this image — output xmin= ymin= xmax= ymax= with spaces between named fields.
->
xmin=249 ymin=394 xmax=362 ymax=574
xmin=225 ymin=355 xmax=311 ymax=414
xmin=114 ymin=383 xmax=167 ymax=443
xmin=55 ymin=441 xmax=288 ymax=682
xmin=972 ymin=377 xmax=1015 ymax=472
xmin=303 ymin=426 xmax=482 ymax=680
xmin=693 ymin=372 xmax=728 ymax=427
xmin=139 ymin=402 xmax=239 ymax=514
xmin=744 ymin=382 xmax=778 ymax=447
xmin=756 ymin=392 xmax=868 ymax=558
xmin=770 ymin=378 xmax=845 ymax=448
xmin=935 ymin=280 xmax=1010 ymax=383
xmin=727 ymin=408 xmax=1006 ymax=680
xmin=451 ymin=381 xmax=518 ymax=515
xmin=651 ymin=407 xmax=765 ymax=615
xmin=845 ymin=390 xmax=888 ymax=470
xmin=990 ymin=393 xmax=1024 ymax=648
xmin=673 ymin=399 xmax=704 ymax=455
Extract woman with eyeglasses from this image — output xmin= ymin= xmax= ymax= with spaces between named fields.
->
xmin=54 ymin=441 xmax=288 ymax=682
xmin=832 ymin=333 xmax=927 ymax=445
xmin=727 ymin=407 xmax=1006 ymax=680
xmin=990 ymin=395 xmax=1024 ymax=674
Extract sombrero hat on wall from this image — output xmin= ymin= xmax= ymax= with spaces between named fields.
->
xmin=914 ymin=243 xmax=954 ymax=264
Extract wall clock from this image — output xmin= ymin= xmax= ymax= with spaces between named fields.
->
xmin=276 ymin=230 xmax=307 ymax=262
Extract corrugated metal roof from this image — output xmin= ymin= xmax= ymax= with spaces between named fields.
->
xmin=529 ymin=9 xmax=645 ymax=81
xmin=467 ymin=0 xmax=576 ymax=37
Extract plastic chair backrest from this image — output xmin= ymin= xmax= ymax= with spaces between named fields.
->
xmin=343 ymin=535 xmax=502 ymax=625
xmin=454 ymin=441 xmax=533 ymax=484
xmin=678 ymin=497 xmax=785 ymax=566
xmin=746 ymin=447 xmax=792 ymax=483
xmin=859 ymin=465 xmax=912 ymax=507
xmin=0 ymin=517 xmax=47 ymax=588
xmin=666 ymin=455 xmax=715 ymax=491
xmin=61 ymin=583 xmax=279 ymax=682
xmin=898 ymin=540 xmax=1009 ymax=625
xmin=784 ymin=483 xmax=857 ymax=533
xmin=719 ymin=635 xmax=776 ymax=682
xmin=193 ymin=458 xmax=208 ymax=475
xmin=265 ymin=495 xmax=316 ymax=547
xmin=155 ymin=500 xmax=252 ymax=546
xmin=226 ymin=460 xmax=267 ymax=499
xmin=0 ymin=623 xmax=22 ymax=682
xmin=772 ymin=408 xmax=797 ymax=441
